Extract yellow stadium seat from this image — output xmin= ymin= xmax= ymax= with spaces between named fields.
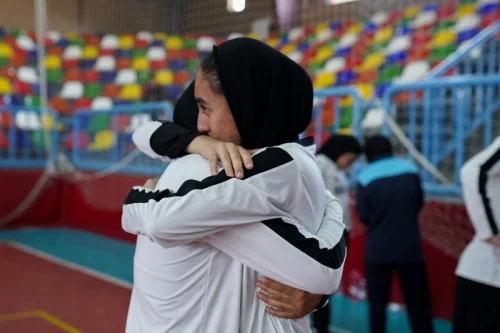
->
xmin=119 ymin=35 xmax=135 ymax=49
xmin=0 ymin=43 xmax=13 ymax=58
xmin=82 ymin=46 xmax=99 ymax=59
xmin=246 ymin=33 xmax=261 ymax=40
xmin=314 ymin=72 xmax=336 ymax=89
xmin=315 ymin=46 xmax=334 ymax=63
xmin=281 ymin=44 xmax=296 ymax=55
xmin=374 ymin=26 xmax=394 ymax=44
xmin=404 ymin=5 xmax=420 ymax=19
xmin=153 ymin=32 xmax=167 ymax=40
xmin=165 ymin=36 xmax=183 ymax=50
xmin=315 ymin=23 xmax=329 ymax=34
xmin=119 ymin=84 xmax=142 ymax=100
xmin=356 ymin=83 xmax=374 ymax=100
xmin=88 ymin=130 xmax=116 ymax=151
xmin=430 ymin=30 xmax=456 ymax=48
xmin=360 ymin=52 xmax=385 ymax=70
xmin=64 ymin=32 xmax=78 ymax=41
xmin=45 ymin=55 xmax=62 ymax=69
xmin=41 ymin=113 xmax=55 ymax=130
xmin=266 ymin=37 xmax=279 ymax=48
xmin=340 ymin=96 xmax=353 ymax=108
xmin=457 ymin=4 xmax=476 ymax=17
xmin=154 ymin=70 xmax=174 ymax=85
xmin=131 ymin=57 xmax=150 ymax=71
xmin=348 ymin=23 xmax=364 ymax=34
xmin=338 ymin=128 xmax=353 ymax=135
xmin=0 ymin=77 xmax=13 ymax=94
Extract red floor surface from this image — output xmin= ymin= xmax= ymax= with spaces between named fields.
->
xmin=0 ymin=244 xmax=131 ymax=333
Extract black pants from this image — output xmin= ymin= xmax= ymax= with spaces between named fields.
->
xmin=366 ymin=262 xmax=434 ymax=333
xmin=312 ymin=234 xmax=349 ymax=333
xmin=453 ymin=276 xmax=500 ymax=333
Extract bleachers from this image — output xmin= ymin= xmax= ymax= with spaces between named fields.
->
xmin=0 ymin=0 xmax=498 ymax=157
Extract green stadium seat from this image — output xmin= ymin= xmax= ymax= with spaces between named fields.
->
xmin=47 ymin=69 xmax=63 ymax=83
xmin=88 ymin=113 xmax=111 ymax=132
xmin=83 ymin=83 xmax=102 ymax=98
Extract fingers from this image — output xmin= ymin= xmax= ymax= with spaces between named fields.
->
xmin=257 ymin=291 xmax=295 ymax=313
xmin=218 ymin=149 xmax=234 ymax=177
xmin=264 ymin=307 xmax=301 ymax=319
xmin=239 ymin=147 xmax=254 ymax=170
xmin=257 ymin=282 xmax=291 ymax=304
xmin=227 ymin=146 xmax=244 ymax=179
xmin=258 ymin=277 xmax=294 ymax=295
xmin=208 ymin=153 xmax=219 ymax=176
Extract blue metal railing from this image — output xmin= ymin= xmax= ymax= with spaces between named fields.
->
xmin=71 ymin=102 xmax=173 ymax=175
xmin=382 ymin=75 xmax=500 ymax=194
xmin=0 ymin=106 xmax=58 ymax=169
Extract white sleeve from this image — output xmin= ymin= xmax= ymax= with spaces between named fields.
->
xmin=316 ymin=154 xmax=336 ymax=195
xmin=132 ymin=121 xmax=171 ymax=162
xmin=203 ymin=190 xmax=346 ymax=295
xmin=122 ymin=147 xmax=302 ymax=247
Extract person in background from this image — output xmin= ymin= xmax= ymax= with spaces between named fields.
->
xmin=356 ymin=135 xmax=434 ymax=333
xmin=313 ymin=134 xmax=362 ymax=333
xmin=453 ymin=136 xmax=500 ymax=333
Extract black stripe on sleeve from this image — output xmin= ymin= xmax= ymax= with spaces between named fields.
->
xmin=124 ymin=147 xmax=294 ymax=205
xmin=149 ymin=121 xmax=202 ymax=159
xmin=478 ymin=147 xmax=500 ymax=235
xmin=263 ymin=218 xmax=347 ymax=269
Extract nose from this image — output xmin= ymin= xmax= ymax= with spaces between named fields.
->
xmin=197 ymin=111 xmax=210 ymax=133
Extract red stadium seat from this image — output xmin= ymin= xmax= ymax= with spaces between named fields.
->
xmin=10 ymin=55 xmax=27 ymax=67
xmin=64 ymin=69 xmax=82 ymax=82
xmin=174 ymin=71 xmax=190 ymax=85
xmin=113 ymin=114 xmax=130 ymax=131
xmin=438 ymin=3 xmax=456 ymax=20
xmin=151 ymin=59 xmax=167 ymax=70
xmin=13 ymin=80 xmax=32 ymax=95
xmin=412 ymin=33 xmax=432 ymax=46
xmin=82 ymin=70 xmax=99 ymax=83
xmin=182 ymin=49 xmax=198 ymax=60
xmin=100 ymin=49 xmax=114 ymax=56
xmin=65 ymin=132 xmax=89 ymax=150
xmin=1 ymin=112 xmax=12 ymax=128
xmin=0 ymin=131 xmax=8 ymax=149
xmin=482 ymin=11 xmax=500 ymax=29
xmin=48 ymin=47 xmax=64 ymax=56
xmin=63 ymin=59 xmax=79 ymax=69
xmin=49 ymin=97 xmax=69 ymax=114
xmin=102 ymin=84 xmax=120 ymax=98
xmin=409 ymin=48 xmax=431 ymax=62
xmin=357 ymin=69 xmax=379 ymax=83
xmin=135 ymin=39 xmax=149 ymax=49
xmin=167 ymin=50 xmax=182 ymax=60
xmin=116 ymin=58 xmax=131 ymax=70
xmin=73 ymin=98 xmax=92 ymax=111
xmin=4 ymin=35 xmax=16 ymax=48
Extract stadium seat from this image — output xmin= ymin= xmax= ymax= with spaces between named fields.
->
xmin=454 ymin=14 xmax=481 ymax=33
xmin=82 ymin=46 xmax=99 ymax=59
xmin=0 ymin=111 xmax=11 ymax=128
xmin=356 ymin=83 xmax=374 ymax=101
xmin=15 ymin=111 xmax=41 ymax=130
xmin=101 ymin=35 xmax=119 ymax=50
xmin=315 ymin=46 xmax=334 ymax=63
xmin=397 ymin=60 xmax=430 ymax=82
xmin=430 ymin=30 xmax=456 ymax=48
xmin=457 ymin=3 xmax=477 ymax=17
xmin=336 ymin=70 xmax=356 ymax=85
xmin=136 ymin=31 xmax=153 ymax=43
xmin=119 ymin=35 xmax=135 ymax=49
xmin=83 ymin=83 xmax=102 ymax=99
xmin=153 ymin=32 xmax=167 ymax=40
xmin=385 ymin=35 xmax=411 ymax=54
xmin=47 ymin=30 xmax=61 ymax=44
xmin=314 ymin=72 xmax=336 ymax=88
xmin=24 ymin=95 xmax=41 ymax=108
xmin=154 ymin=70 xmax=174 ymax=85
xmin=0 ymin=77 xmax=13 ymax=94
xmin=132 ymin=49 xmax=147 ymax=59
xmin=347 ymin=23 xmax=364 ymax=34
xmin=91 ymin=97 xmax=113 ymax=110
xmin=73 ymin=98 xmax=92 ymax=111
xmin=49 ymin=97 xmax=68 ymax=114
xmin=131 ymin=57 xmax=150 ymax=71
xmin=102 ymin=84 xmax=120 ymax=98
xmin=165 ymin=36 xmax=183 ymax=50
xmin=324 ymin=57 xmax=346 ymax=73
xmin=0 ymin=43 xmax=13 ymax=58
xmin=288 ymin=27 xmax=304 ymax=41
xmin=379 ymin=64 xmax=403 ymax=83
xmin=116 ymin=57 xmax=131 ymax=70
xmin=81 ymin=70 xmax=99 ymax=84
xmin=115 ymin=69 xmax=137 ymax=85
xmin=17 ymin=66 xmax=38 ymax=84
xmin=88 ymin=130 xmax=115 ymax=151
xmin=287 ymin=51 xmax=303 ymax=64
xmin=95 ymin=56 xmax=116 ymax=71
xmin=0 ymin=131 xmax=8 ymax=149
xmin=359 ymin=52 xmax=385 ymax=70
xmin=60 ymin=81 xmax=84 ymax=99
xmin=16 ymin=35 xmax=35 ymax=51
xmin=13 ymin=80 xmax=32 ymax=95
xmin=45 ymin=55 xmax=62 ymax=69
xmin=137 ymin=71 xmax=151 ymax=85
xmin=411 ymin=11 xmax=437 ymax=29
xmin=370 ymin=11 xmax=389 ymax=26
xmin=338 ymin=33 xmax=359 ymax=48
xmin=374 ymin=26 xmax=394 ymax=44
xmin=357 ymin=69 xmax=379 ymax=83
xmin=63 ymin=45 xmax=82 ymax=59
xmin=197 ymin=37 xmax=216 ymax=52
xmin=62 ymin=59 xmax=79 ymax=69
xmin=119 ymin=84 xmax=142 ymax=100
xmin=315 ymin=29 xmax=333 ymax=43
xmin=48 ymin=47 xmax=64 ymax=57
xmin=404 ymin=5 xmax=421 ymax=19
xmin=174 ymin=71 xmax=190 ymax=85
xmin=126 ymin=113 xmax=152 ymax=133
xmin=147 ymin=46 xmax=166 ymax=61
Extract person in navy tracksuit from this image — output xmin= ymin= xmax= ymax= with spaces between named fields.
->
xmin=355 ymin=135 xmax=434 ymax=333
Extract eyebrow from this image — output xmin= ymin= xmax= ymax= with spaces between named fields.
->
xmin=195 ymin=97 xmax=207 ymax=105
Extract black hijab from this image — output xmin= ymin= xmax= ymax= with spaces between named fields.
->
xmin=318 ymin=134 xmax=362 ymax=163
xmin=364 ymin=135 xmax=393 ymax=163
xmin=172 ymin=81 xmax=198 ymax=129
xmin=212 ymin=37 xmax=313 ymax=149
